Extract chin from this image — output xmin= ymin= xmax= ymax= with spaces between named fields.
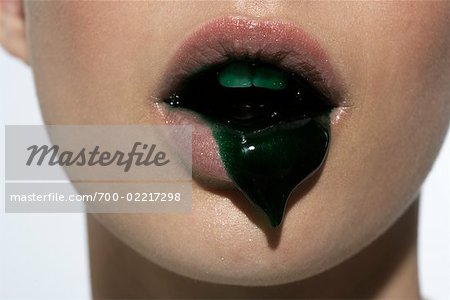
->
xmin=90 ymin=183 xmax=390 ymax=287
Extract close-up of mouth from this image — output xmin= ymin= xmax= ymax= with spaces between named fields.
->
xmin=2 ymin=1 xmax=449 ymax=297
xmin=154 ymin=16 xmax=346 ymax=227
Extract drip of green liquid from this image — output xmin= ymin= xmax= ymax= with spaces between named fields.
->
xmin=211 ymin=118 xmax=329 ymax=227
xmin=167 ymin=60 xmax=332 ymax=227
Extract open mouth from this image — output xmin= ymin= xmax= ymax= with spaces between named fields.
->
xmin=155 ymin=17 xmax=344 ymax=227
xmin=167 ymin=60 xmax=332 ymax=131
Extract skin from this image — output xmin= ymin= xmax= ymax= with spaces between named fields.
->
xmin=1 ymin=1 xmax=449 ymax=298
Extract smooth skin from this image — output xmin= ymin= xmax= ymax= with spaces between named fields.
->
xmin=1 ymin=1 xmax=449 ymax=298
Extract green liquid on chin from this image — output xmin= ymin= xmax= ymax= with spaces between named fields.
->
xmin=211 ymin=118 xmax=330 ymax=227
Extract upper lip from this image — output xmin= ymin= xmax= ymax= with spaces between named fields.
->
xmin=157 ymin=16 xmax=345 ymax=108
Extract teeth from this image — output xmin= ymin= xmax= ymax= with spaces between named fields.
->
xmin=252 ymin=66 xmax=286 ymax=90
xmin=218 ymin=63 xmax=252 ymax=88
xmin=218 ymin=62 xmax=286 ymax=90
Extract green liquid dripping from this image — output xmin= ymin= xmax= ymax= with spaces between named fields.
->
xmin=211 ymin=118 xmax=329 ymax=227
xmin=167 ymin=61 xmax=332 ymax=227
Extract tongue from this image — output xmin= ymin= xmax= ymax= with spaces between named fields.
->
xmin=211 ymin=117 xmax=330 ymax=227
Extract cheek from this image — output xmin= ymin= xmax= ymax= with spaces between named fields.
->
xmin=324 ymin=2 xmax=450 ymax=236
xmin=359 ymin=2 xmax=450 ymax=186
xmin=25 ymin=1 xmax=169 ymax=125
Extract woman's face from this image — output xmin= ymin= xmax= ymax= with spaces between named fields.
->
xmin=24 ymin=1 xmax=450 ymax=285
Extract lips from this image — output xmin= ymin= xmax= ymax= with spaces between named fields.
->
xmin=154 ymin=16 xmax=343 ymax=182
xmin=152 ymin=16 xmax=347 ymax=226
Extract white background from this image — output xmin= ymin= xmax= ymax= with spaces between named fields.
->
xmin=1 ymin=47 xmax=449 ymax=299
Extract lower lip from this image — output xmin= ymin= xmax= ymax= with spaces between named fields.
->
xmin=155 ymin=16 xmax=342 ymax=183
xmin=156 ymin=104 xmax=230 ymax=181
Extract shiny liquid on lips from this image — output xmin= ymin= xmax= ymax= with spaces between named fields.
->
xmin=168 ymin=61 xmax=331 ymax=227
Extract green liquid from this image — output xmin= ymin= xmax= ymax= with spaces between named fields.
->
xmin=211 ymin=118 xmax=329 ymax=227
xmin=167 ymin=61 xmax=332 ymax=227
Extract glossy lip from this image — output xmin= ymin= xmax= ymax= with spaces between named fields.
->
xmin=153 ymin=16 xmax=347 ymax=182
